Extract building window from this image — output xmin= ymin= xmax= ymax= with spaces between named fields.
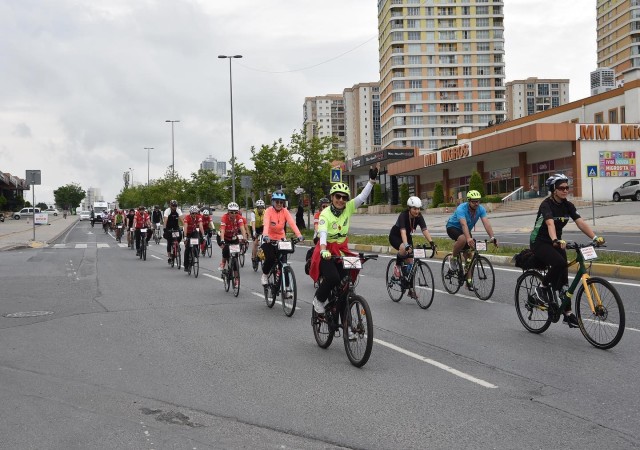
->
xmin=621 ymin=106 xmax=626 ymax=122
xmin=608 ymin=108 xmax=618 ymax=123
xmin=594 ymin=112 xmax=604 ymax=123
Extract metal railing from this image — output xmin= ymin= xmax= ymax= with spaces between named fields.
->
xmin=501 ymin=186 xmax=524 ymax=204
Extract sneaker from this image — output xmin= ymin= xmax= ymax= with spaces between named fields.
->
xmin=284 ymin=291 xmax=293 ymax=299
xmin=218 ymin=262 xmax=225 ymax=271
xmin=234 ymin=279 xmax=240 ymax=288
xmin=466 ymin=279 xmax=475 ymax=291
xmin=563 ymin=313 xmax=579 ymax=328
xmin=532 ymin=286 xmax=550 ymax=306
xmin=408 ymin=288 xmax=418 ymax=299
xmin=168 ymin=258 xmax=172 ymax=264
xmin=261 ymin=273 xmax=269 ymax=285
xmin=347 ymin=329 xmax=357 ymax=341
xmin=313 ymin=297 xmax=325 ymax=314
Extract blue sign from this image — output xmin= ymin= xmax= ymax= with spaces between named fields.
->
xmin=331 ymin=168 xmax=342 ymax=183
xmin=586 ymin=165 xmax=598 ymax=178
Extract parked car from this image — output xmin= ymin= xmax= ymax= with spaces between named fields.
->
xmin=45 ymin=207 xmax=60 ymax=216
xmin=612 ymin=179 xmax=640 ymax=202
xmin=13 ymin=207 xmax=41 ymax=220
xmin=79 ymin=210 xmax=91 ymax=221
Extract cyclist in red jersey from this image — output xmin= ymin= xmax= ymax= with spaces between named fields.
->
xmin=134 ymin=206 xmax=152 ymax=256
xmin=218 ymin=202 xmax=249 ymax=270
xmin=200 ymin=209 xmax=215 ymax=253
xmin=183 ymin=206 xmax=205 ymax=272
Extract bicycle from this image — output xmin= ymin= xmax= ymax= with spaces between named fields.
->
xmin=129 ymin=227 xmax=135 ymax=251
xmin=102 ymin=219 xmax=110 ymax=235
xmin=185 ymin=233 xmax=199 ymax=278
xmin=263 ymin=238 xmax=298 ymax=317
xmin=138 ymin=228 xmax=148 ymax=261
xmin=169 ymin=230 xmax=182 ymax=269
xmin=201 ymin=232 xmax=213 ymax=258
xmin=514 ymin=242 xmax=625 ymax=350
xmin=153 ymin=223 xmax=162 ymax=245
xmin=441 ymin=239 xmax=495 ymax=300
xmin=239 ymin=236 xmax=248 ymax=267
xmin=311 ymin=253 xmax=377 ymax=368
xmin=252 ymin=234 xmax=263 ymax=272
xmin=115 ymin=224 xmax=124 ymax=243
xmin=385 ymin=243 xmax=436 ymax=309
xmin=221 ymin=241 xmax=241 ymax=297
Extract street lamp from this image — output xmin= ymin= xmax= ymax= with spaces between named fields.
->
xmin=218 ymin=54 xmax=242 ymax=202
xmin=144 ymin=147 xmax=154 ymax=186
xmin=165 ymin=120 xmax=180 ymax=177
xmin=129 ymin=167 xmax=134 ymax=186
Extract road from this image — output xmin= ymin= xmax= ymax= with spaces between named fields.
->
xmin=0 ymin=219 xmax=639 ymax=449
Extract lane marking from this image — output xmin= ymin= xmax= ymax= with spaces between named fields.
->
xmin=374 ymin=338 xmax=497 ymax=389
xmin=151 ymin=255 xmax=162 ymax=260
xmin=97 ymin=243 xmax=109 ymax=248
xmin=53 ymin=244 xmax=66 ymax=248
xmin=75 ymin=244 xmax=87 ymax=249
xmin=251 ymin=291 xmax=301 ymax=310
xmin=203 ymin=273 xmax=223 ymax=282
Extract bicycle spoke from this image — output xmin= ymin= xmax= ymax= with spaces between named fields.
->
xmin=576 ymin=277 xmax=625 ymax=349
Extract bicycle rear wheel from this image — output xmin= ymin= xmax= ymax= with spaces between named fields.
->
xmin=239 ymin=246 xmax=245 ymax=267
xmin=232 ymin=257 xmax=240 ymax=297
xmin=441 ymin=254 xmax=462 ymax=294
xmin=311 ymin=308 xmax=334 ymax=349
xmin=252 ymin=257 xmax=259 ymax=272
xmin=514 ymin=270 xmax=551 ymax=334
xmin=193 ymin=247 xmax=199 ymax=278
xmin=385 ymin=259 xmax=404 ymax=302
xmin=413 ymin=261 xmax=435 ymax=309
xmin=471 ymin=256 xmax=495 ymax=300
xmin=176 ymin=246 xmax=182 ymax=269
xmin=281 ymin=265 xmax=297 ymax=317
xmin=343 ymin=295 xmax=373 ymax=368
xmin=264 ymin=272 xmax=276 ymax=308
xmin=206 ymin=242 xmax=212 ymax=258
xmin=575 ymin=277 xmax=625 ymax=350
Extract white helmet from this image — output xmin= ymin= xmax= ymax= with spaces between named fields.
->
xmin=545 ymin=173 xmax=569 ymax=192
xmin=202 ymin=209 xmax=210 ymax=216
xmin=227 ymin=202 xmax=239 ymax=211
xmin=189 ymin=206 xmax=199 ymax=214
xmin=255 ymin=200 xmax=265 ymax=208
xmin=407 ymin=196 xmax=422 ymax=208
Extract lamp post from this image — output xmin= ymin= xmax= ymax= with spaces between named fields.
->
xmin=165 ymin=120 xmax=180 ymax=177
xmin=129 ymin=167 xmax=134 ymax=187
xmin=144 ymin=147 xmax=154 ymax=186
xmin=218 ymin=54 xmax=242 ymax=202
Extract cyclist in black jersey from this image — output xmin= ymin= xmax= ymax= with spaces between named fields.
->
xmin=163 ymin=200 xmax=184 ymax=264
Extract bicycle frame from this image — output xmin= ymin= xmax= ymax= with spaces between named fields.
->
xmin=565 ymin=245 xmax=601 ymax=314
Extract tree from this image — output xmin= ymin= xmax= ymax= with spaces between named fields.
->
xmin=432 ymin=182 xmax=444 ymax=207
xmin=187 ymin=168 xmax=224 ymax=207
xmin=54 ymin=183 xmax=86 ymax=211
xmin=250 ymin=139 xmax=294 ymax=198
xmin=373 ymin=184 xmax=383 ymax=205
xmin=0 ymin=194 xmax=6 ymax=210
xmin=399 ymin=183 xmax=409 ymax=207
xmin=36 ymin=202 xmax=48 ymax=210
xmin=469 ymin=170 xmax=485 ymax=197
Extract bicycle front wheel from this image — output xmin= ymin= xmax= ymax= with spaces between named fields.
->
xmin=231 ymin=258 xmax=240 ymax=297
xmin=441 ymin=254 xmax=462 ymax=294
xmin=176 ymin=246 xmax=181 ymax=269
xmin=343 ymin=295 xmax=373 ymax=368
xmin=281 ymin=266 xmax=297 ymax=317
xmin=515 ymin=270 xmax=551 ymax=334
xmin=575 ymin=277 xmax=625 ymax=350
xmin=206 ymin=243 xmax=212 ymax=258
xmin=413 ymin=261 xmax=435 ymax=309
xmin=385 ymin=259 xmax=404 ymax=302
xmin=471 ymin=256 xmax=495 ymax=301
xmin=239 ymin=248 xmax=245 ymax=267
xmin=264 ymin=274 xmax=276 ymax=308
xmin=193 ymin=247 xmax=199 ymax=278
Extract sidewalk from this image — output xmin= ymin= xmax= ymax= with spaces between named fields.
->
xmin=0 ymin=214 xmax=78 ymax=251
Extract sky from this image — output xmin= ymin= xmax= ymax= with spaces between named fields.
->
xmin=0 ymin=0 xmax=597 ymax=205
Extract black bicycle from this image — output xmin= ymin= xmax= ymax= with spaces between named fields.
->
xmin=311 ymin=253 xmax=377 ymax=368
xmin=185 ymin=234 xmax=200 ymax=278
xmin=221 ymin=241 xmax=241 ymax=297
xmin=441 ymin=239 xmax=495 ymax=300
xmin=169 ymin=229 xmax=182 ymax=269
xmin=263 ymin=238 xmax=297 ymax=317
xmin=138 ymin=227 xmax=148 ymax=261
xmin=385 ymin=243 xmax=436 ymax=309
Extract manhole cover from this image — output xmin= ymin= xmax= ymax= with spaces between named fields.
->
xmin=4 ymin=311 xmax=54 ymax=318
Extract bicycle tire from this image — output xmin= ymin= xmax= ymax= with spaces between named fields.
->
xmin=441 ymin=254 xmax=463 ymax=294
xmin=575 ymin=277 xmax=625 ymax=350
xmin=239 ymin=248 xmax=245 ymax=267
xmin=206 ymin=242 xmax=212 ymax=258
xmin=413 ymin=260 xmax=435 ymax=309
xmin=471 ymin=256 xmax=495 ymax=300
xmin=343 ymin=295 xmax=374 ymax=368
xmin=514 ymin=270 xmax=551 ymax=334
xmin=252 ymin=257 xmax=259 ymax=272
xmin=193 ymin=247 xmax=199 ymax=278
xmin=312 ymin=307 xmax=334 ymax=349
xmin=177 ymin=246 xmax=181 ymax=269
xmin=281 ymin=266 xmax=297 ymax=317
xmin=264 ymin=272 xmax=276 ymax=308
xmin=232 ymin=257 xmax=240 ymax=297
xmin=385 ymin=259 xmax=404 ymax=302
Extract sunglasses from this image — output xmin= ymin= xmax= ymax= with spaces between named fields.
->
xmin=556 ymin=186 xmax=570 ymax=192
xmin=469 ymin=200 xmax=480 ymax=204
xmin=228 ymin=211 xmax=237 ymax=214
xmin=334 ymin=194 xmax=349 ymax=201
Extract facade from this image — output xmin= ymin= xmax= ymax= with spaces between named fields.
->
xmin=217 ymin=161 xmax=227 ymax=178
xmin=303 ymin=95 xmax=346 ymax=151
xmin=384 ymin=70 xmax=640 ymax=203
xmin=344 ymin=82 xmax=382 ymax=160
xmin=200 ymin=155 xmax=217 ymax=172
xmin=591 ymin=67 xmax=617 ymax=95
xmin=505 ymin=78 xmax=570 ymax=120
xmin=377 ymin=0 xmax=506 ymax=152
xmin=596 ymin=0 xmax=640 ymax=84
xmin=82 ymin=187 xmax=103 ymax=211
xmin=0 ymin=170 xmax=29 ymax=211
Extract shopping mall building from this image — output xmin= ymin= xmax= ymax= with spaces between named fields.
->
xmin=345 ymin=69 xmax=639 ymax=203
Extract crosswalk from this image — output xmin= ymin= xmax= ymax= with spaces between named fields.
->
xmin=50 ymin=243 xmax=132 ymax=249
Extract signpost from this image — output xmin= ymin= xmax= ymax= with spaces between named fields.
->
xmin=586 ymin=165 xmax=598 ymax=226
xmin=330 ymin=167 xmax=342 ymax=184
xmin=25 ymin=170 xmax=41 ymax=241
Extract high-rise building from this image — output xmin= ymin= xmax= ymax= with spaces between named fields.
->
xmin=200 ymin=155 xmax=217 ymax=172
xmin=596 ymin=0 xmax=640 ymax=84
xmin=344 ymin=82 xmax=382 ymax=160
xmin=505 ymin=77 xmax=570 ymax=120
xmin=590 ymin=67 xmax=617 ymax=95
xmin=216 ymin=161 xmax=227 ymax=178
xmin=377 ymin=0 xmax=506 ymax=152
xmin=302 ymin=95 xmax=346 ymax=151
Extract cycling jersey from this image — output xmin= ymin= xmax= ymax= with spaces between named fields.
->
xmin=201 ymin=215 xmax=214 ymax=230
xmin=252 ymin=209 xmax=265 ymax=228
xmin=530 ymin=197 xmax=580 ymax=245
xmin=126 ymin=212 xmax=135 ymax=228
xmin=446 ymin=202 xmax=487 ymax=231
xmin=390 ymin=210 xmax=427 ymax=237
xmin=220 ymin=213 xmax=245 ymax=241
xmin=262 ymin=206 xmax=300 ymax=241
xmin=114 ymin=213 xmax=124 ymax=224
xmin=152 ymin=209 xmax=163 ymax=224
xmin=183 ymin=214 xmax=202 ymax=236
xmin=134 ymin=211 xmax=150 ymax=229
xmin=164 ymin=207 xmax=182 ymax=230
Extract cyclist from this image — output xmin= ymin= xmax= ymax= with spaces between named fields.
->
xmin=312 ymin=197 xmax=331 ymax=244
xmin=309 ymin=163 xmax=379 ymax=314
xmin=152 ymin=205 xmax=163 ymax=238
xmin=530 ymin=173 xmax=605 ymax=328
xmin=163 ymin=200 xmax=183 ymax=264
xmin=389 ymin=196 xmax=435 ymax=297
xmin=260 ymin=191 xmax=304 ymax=286
xmin=126 ymin=208 xmax=136 ymax=247
xmin=114 ymin=209 xmax=125 ymax=241
xmin=200 ymin=209 xmax=216 ymax=253
xmin=218 ymin=202 xmax=248 ymax=271
xmin=446 ymin=190 xmax=498 ymax=290
xmin=183 ymin=206 xmax=205 ymax=272
xmin=250 ymin=199 xmax=266 ymax=263
xmin=134 ymin=206 xmax=151 ymax=256
xmin=90 ymin=208 xmax=95 ymax=227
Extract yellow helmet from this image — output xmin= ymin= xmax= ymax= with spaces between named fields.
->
xmin=330 ymin=182 xmax=350 ymax=197
xmin=467 ymin=190 xmax=481 ymax=200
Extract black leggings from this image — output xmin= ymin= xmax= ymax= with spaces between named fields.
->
xmin=315 ymin=259 xmax=348 ymax=303
xmin=261 ymin=242 xmax=287 ymax=275
xmin=388 ymin=232 xmax=413 ymax=251
xmin=531 ymin=242 xmax=568 ymax=291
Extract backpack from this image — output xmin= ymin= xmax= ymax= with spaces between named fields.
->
xmin=513 ymin=248 xmax=545 ymax=270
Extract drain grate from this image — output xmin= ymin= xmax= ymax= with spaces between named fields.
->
xmin=4 ymin=311 xmax=54 ymax=318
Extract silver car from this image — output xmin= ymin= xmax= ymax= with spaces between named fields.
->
xmin=612 ymin=179 xmax=640 ymax=202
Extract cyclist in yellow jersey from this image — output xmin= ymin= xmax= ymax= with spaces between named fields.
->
xmin=310 ymin=163 xmax=379 ymax=314
xmin=250 ymin=200 xmax=266 ymax=263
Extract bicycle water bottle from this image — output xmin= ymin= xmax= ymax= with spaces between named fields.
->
xmin=404 ymin=263 xmax=413 ymax=275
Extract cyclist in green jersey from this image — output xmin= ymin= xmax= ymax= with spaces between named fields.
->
xmin=309 ymin=163 xmax=379 ymax=314
xmin=250 ymin=200 xmax=266 ymax=263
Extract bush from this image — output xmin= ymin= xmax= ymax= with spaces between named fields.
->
xmin=482 ymin=195 xmax=502 ymax=203
xmin=394 ymin=206 xmax=404 ymax=213
xmin=469 ymin=171 xmax=485 ymax=197
xmin=373 ymin=184 xmax=383 ymax=205
xmin=399 ymin=183 xmax=409 ymax=208
xmin=432 ymin=182 xmax=444 ymax=208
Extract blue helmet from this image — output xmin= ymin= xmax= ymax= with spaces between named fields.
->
xmin=271 ymin=190 xmax=286 ymax=201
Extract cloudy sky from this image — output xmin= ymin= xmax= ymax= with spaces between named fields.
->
xmin=0 ymin=0 xmax=596 ymax=204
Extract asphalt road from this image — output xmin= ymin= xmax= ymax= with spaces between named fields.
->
xmin=1 ymin=220 xmax=639 ymax=449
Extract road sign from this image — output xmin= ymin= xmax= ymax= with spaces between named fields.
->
xmin=330 ymin=168 xmax=342 ymax=183
xmin=587 ymin=165 xmax=598 ymax=178
xmin=25 ymin=170 xmax=41 ymax=185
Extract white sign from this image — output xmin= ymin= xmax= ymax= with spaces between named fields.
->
xmin=342 ymin=256 xmax=362 ymax=269
xmin=412 ymin=248 xmax=426 ymax=259
xmin=580 ymin=246 xmax=598 ymax=261
xmin=34 ymin=213 xmax=48 ymax=225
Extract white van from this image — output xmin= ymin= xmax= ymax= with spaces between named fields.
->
xmin=13 ymin=207 xmax=41 ymax=220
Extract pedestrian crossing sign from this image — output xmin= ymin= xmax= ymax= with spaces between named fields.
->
xmin=331 ymin=168 xmax=342 ymax=183
xmin=587 ymin=165 xmax=598 ymax=177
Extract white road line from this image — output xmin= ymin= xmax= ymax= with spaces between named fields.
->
xmin=374 ymin=338 xmax=497 ymax=389
xmin=97 ymin=243 xmax=109 ymax=248
xmin=53 ymin=244 xmax=66 ymax=248
xmin=151 ymin=255 xmax=162 ymax=260
xmin=75 ymin=244 xmax=87 ymax=248
xmin=118 ymin=243 xmax=128 ymax=248
xmin=203 ymin=273 xmax=223 ymax=282
xmin=251 ymin=291 xmax=301 ymax=309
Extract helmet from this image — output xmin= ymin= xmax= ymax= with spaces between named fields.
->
xmin=170 ymin=200 xmax=178 ymax=207
xmin=407 ymin=196 xmax=422 ymax=208
xmin=271 ymin=190 xmax=286 ymax=201
xmin=467 ymin=190 xmax=481 ymax=200
xmin=330 ymin=182 xmax=350 ymax=197
xmin=227 ymin=202 xmax=239 ymax=211
xmin=202 ymin=209 xmax=210 ymax=216
xmin=154 ymin=205 xmax=159 ymax=209
xmin=545 ymin=173 xmax=569 ymax=192
xmin=255 ymin=200 xmax=265 ymax=208
xmin=319 ymin=197 xmax=330 ymax=205
xmin=138 ymin=205 xmax=145 ymax=210
xmin=189 ymin=206 xmax=199 ymax=214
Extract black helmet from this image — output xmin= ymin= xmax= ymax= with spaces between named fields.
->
xmin=170 ymin=200 xmax=178 ymax=207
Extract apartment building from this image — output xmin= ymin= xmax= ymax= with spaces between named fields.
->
xmin=343 ymin=82 xmax=382 ymax=160
xmin=597 ymin=0 xmax=640 ymax=83
xmin=302 ymin=95 xmax=346 ymax=151
xmin=505 ymin=77 xmax=570 ymax=120
xmin=377 ymin=0 xmax=506 ymax=152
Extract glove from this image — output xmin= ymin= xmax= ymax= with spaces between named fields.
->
xmin=220 ymin=240 xmax=226 ymax=247
xmin=429 ymin=241 xmax=435 ymax=249
xmin=592 ymin=235 xmax=605 ymax=246
xmin=553 ymin=239 xmax=567 ymax=248
xmin=490 ymin=236 xmax=498 ymax=245
xmin=297 ymin=236 xmax=305 ymax=242
xmin=369 ymin=165 xmax=379 ymax=180
xmin=252 ymin=232 xmax=257 ymax=239
xmin=263 ymin=236 xmax=270 ymax=244
xmin=404 ymin=243 xmax=412 ymax=250
xmin=321 ymin=250 xmax=332 ymax=260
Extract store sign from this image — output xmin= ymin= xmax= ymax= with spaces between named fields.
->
xmin=599 ymin=151 xmax=636 ymax=177
xmin=578 ymin=124 xmax=640 ymax=141
xmin=423 ymin=152 xmax=437 ymax=167
xmin=490 ymin=168 xmax=512 ymax=179
xmin=441 ymin=143 xmax=471 ymax=163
